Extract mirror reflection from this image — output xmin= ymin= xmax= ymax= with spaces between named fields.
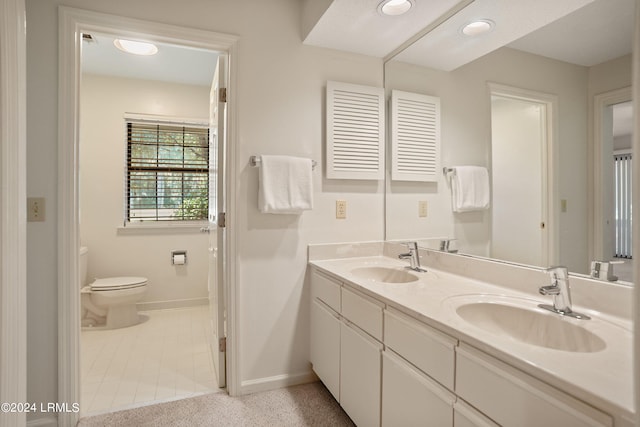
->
xmin=383 ymin=0 xmax=634 ymax=284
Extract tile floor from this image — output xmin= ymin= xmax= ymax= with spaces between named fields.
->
xmin=81 ymin=305 xmax=220 ymax=416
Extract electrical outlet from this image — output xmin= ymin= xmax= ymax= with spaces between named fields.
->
xmin=418 ymin=200 xmax=428 ymax=217
xmin=336 ymin=200 xmax=347 ymax=219
xmin=28 ymin=197 xmax=45 ymax=222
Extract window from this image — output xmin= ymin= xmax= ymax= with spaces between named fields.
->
xmin=126 ymin=120 xmax=210 ymax=223
xmin=614 ymin=152 xmax=633 ymax=258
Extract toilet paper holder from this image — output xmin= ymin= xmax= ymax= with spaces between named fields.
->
xmin=171 ymin=250 xmax=187 ymax=265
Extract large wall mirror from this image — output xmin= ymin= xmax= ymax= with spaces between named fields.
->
xmin=383 ymin=0 xmax=635 ymax=285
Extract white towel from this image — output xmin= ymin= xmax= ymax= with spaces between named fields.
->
xmin=258 ymin=155 xmax=314 ymax=214
xmin=450 ymin=166 xmax=490 ymax=213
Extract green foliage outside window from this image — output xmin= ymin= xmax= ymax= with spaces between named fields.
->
xmin=172 ymin=195 xmax=208 ymax=220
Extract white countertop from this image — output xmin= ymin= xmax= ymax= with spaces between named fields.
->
xmin=310 ymin=255 xmax=634 ymax=423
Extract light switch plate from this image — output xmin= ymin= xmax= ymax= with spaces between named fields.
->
xmin=418 ymin=200 xmax=428 ymax=217
xmin=28 ymin=197 xmax=45 ymax=222
xmin=336 ymin=200 xmax=347 ymax=219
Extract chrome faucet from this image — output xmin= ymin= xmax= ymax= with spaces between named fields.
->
xmin=398 ymin=242 xmax=427 ymax=272
xmin=538 ymin=266 xmax=590 ymax=320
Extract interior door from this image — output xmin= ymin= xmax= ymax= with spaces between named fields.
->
xmin=490 ymin=95 xmax=547 ymax=267
xmin=208 ymin=54 xmax=227 ymax=388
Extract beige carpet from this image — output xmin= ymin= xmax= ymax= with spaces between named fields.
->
xmin=77 ymin=382 xmax=354 ymax=426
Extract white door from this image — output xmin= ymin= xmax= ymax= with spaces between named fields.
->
xmin=207 ymin=54 xmax=228 ymax=387
xmin=490 ymin=95 xmax=548 ymax=267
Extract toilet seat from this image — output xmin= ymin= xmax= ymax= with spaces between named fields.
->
xmin=91 ymin=276 xmax=147 ymax=291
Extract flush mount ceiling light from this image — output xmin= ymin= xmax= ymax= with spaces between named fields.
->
xmin=461 ymin=19 xmax=495 ymax=36
xmin=113 ymin=39 xmax=158 ymax=56
xmin=378 ymin=0 xmax=414 ymax=16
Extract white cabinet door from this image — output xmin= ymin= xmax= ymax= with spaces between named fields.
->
xmin=310 ymin=299 xmax=340 ymax=401
xmin=341 ymin=321 xmax=382 ymax=427
xmin=382 ymin=350 xmax=454 ymax=427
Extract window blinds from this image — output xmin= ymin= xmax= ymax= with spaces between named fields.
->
xmin=126 ymin=122 xmax=210 ymax=222
xmin=614 ymin=153 xmax=632 ymax=258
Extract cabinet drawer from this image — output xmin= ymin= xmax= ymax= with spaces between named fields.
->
xmin=384 ymin=307 xmax=457 ymax=389
xmin=454 ymin=400 xmax=499 ymax=427
xmin=311 ymin=269 xmax=341 ymax=312
xmin=455 ymin=344 xmax=612 ymax=427
xmin=382 ymin=349 xmax=454 ymax=427
xmin=342 ymin=286 xmax=384 ymax=341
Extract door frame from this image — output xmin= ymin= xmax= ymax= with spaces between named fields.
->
xmin=58 ymin=7 xmax=239 ymax=425
xmin=488 ymin=83 xmax=559 ymax=266
xmin=0 ymin=0 xmax=27 ymax=426
xmin=591 ymin=86 xmax=632 ymax=263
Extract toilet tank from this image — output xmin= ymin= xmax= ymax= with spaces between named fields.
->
xmin=79 ymin=246 xmax=88 ymax=287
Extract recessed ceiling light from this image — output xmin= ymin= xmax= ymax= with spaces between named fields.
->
xmin=113 ymin=39 xmax=158 ymax=56
xmin=379 ymin=0 xmax=414 ymax=16
xmin=461 ymin=19 xmax=495 ymax=36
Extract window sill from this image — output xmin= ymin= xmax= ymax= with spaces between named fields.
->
xmin=117 ymin=222 xmax=208 ymax=235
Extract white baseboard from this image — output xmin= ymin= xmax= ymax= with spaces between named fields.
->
xmin=239 ymin=370 xmax=318 ymax=396
xmin=137 ymin=297 xmax=208 ymax=312
xmin=27 ymin=416 xmax=57 ymax=427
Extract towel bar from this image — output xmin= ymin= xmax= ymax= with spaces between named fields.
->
xmin=443 ymin=167 xmax=455 ymax=175
xmin=250 ymin=155 xmax=317 ymax=170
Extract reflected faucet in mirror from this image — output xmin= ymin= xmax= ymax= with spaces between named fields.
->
xmin=439 ymin=238 xmax=458 ymax=253
xmin=590 ymin=260 xmax=622 ymax=282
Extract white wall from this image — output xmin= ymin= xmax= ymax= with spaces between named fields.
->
xmin=588 ymin=54 xmax=632 ymax=96
xmin=385 ymin=47 xmax=591 ymax=272
xmin=80 ymin=74 xmax=209 ymax=306
xmin=26 ymin=0 xmax=383 ymax=421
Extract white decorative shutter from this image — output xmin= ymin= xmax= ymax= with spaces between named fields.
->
xmin=326 ymin=81 xmax=385 ymax=180
xmin=391 ymin=90 xmax=440 ymax=182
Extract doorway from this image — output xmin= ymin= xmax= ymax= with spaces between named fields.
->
xmin=593 ymin=87 xmax=633 ymax=282
xmin=489 ymin=84 xmax=557 ymax=268
xmin=58 ymin=7 xmax=238 ymax=425
xmin=79 ymin=33 xmax=224 ymax=414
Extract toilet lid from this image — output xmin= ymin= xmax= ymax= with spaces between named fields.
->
xmin=91 ymin=276 xmax=147 ymax=291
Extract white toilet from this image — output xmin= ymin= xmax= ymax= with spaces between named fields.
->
xmin=80 ymin=246 xmax=148 ymax=329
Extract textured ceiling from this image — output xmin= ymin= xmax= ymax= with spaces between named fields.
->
xmin=304 ymin=0 xmax=633 ymax=71
xmin=508 ymin=0 xmax=634 ymax=67
xmin=302 ymin=0 xmax=468 ymax=58
xmin=82 ymin=1 xmax=634 ymax=85
xmin=390 ymin=0 xmax=596 ymax=70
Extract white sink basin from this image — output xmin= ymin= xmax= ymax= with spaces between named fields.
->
xmin=452 ymin=298 xmax=606 ymax=353
xmin=350 ymin=266 xmax=419 ymax=283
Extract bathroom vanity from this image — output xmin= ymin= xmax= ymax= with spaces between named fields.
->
xmin=308 ymin=242 xmax=634 ymax=427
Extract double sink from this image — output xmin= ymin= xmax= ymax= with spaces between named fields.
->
xmin=349 ymin=264 xmax=617 ymax=354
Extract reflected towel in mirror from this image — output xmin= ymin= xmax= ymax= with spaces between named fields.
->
xmin=450 ymin=166 xmax=490 ymax=212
